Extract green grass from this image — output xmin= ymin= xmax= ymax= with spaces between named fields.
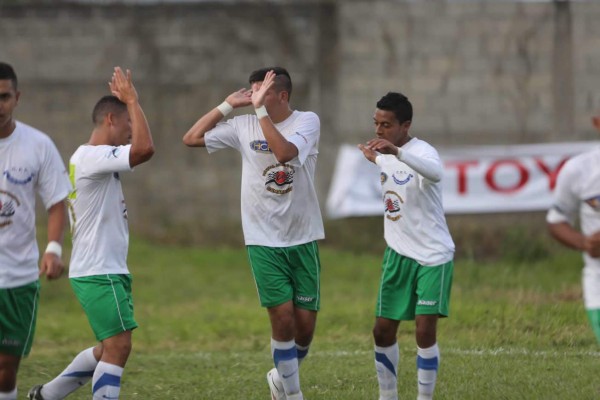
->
xmin=18 ymin=238 xmax=600 ymax=399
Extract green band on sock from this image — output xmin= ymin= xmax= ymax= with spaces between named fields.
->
xmin=586 ymin=308 xmax=600 ymax=344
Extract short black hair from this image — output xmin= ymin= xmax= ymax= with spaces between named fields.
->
xmin=376 ymin=92 xmax=413 ymax=124
xmin=248 ymin=66 xmax=293 ymax=100
xmin=0 ymin=62 xmax=18 ymax=91
xmin=92 ymin=95 xmax=127 ymax=125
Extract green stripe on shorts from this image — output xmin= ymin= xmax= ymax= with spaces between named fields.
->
xmin=71 ymin=274 xmax=138 ymax=341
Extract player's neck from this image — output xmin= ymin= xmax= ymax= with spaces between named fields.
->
xmin=269 ymin=107 xmax=293 ymax=124
xmin=0 ymin=119 xmax=16 ymax=139
xmin=87 ymin=128 xmax=111 ymax=146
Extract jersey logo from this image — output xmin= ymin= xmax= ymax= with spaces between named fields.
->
xmin=585 ymin=195 xmax=600 ymax=211
xmin=263 ymin=163 xmax=295 ymax=195
xmin=3 ymin=167 xmax=34 ymax=185
xmin=250 ymin=140 xmax=273 ymax=154
xmin=380 ymin=172 xmax=388 ymax=184
xmin=383 ymin=190 xmax=404 ymax=221
xmin=107 ymin=147 xmax=121 ymax=158
xmin=0 ymin=190 xmax=21 ymax=228
xmin=294 ymin=132 xmax=308 ymax=144
xmin=392 ymin=172 xmax=414 ymax=185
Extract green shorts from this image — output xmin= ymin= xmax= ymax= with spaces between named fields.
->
xmin=0 ymin=281 xmax=40 ymax=357
xmin=376 ymin=247 xmax=453 ymax=321
xmin=247 ymin=241 xmax=321 ymax=311
xmin=71 ymin=274 xmax=138 ymax=341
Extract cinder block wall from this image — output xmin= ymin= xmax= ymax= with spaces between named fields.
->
xmin=1 ymin=1 xmax=598 ymax=246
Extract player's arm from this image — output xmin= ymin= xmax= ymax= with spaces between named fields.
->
xmin=39 ymin=199 xmax=68 ymax=280
xmin=548 ymin=219 xmax=600 ymax=258
xmin=183 ymin=88 xmax=252 ymax=147
xmin=251 ymin=71 xmax=298 ymax=163
xmin=109 ymin=67 xmax=155 ymax=167
xmin=366 ymin=138 xmax=442 ymax=182
xmin=547 ymin=221 xmax=585 ymax=252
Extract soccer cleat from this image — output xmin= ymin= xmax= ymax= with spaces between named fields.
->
xmin=267 ymin=368 xmax=286 ymax=400
xmin=27 ymin=384 xmax=45 ymax=400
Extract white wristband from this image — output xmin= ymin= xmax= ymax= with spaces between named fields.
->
xmin=255 ymin=105 xmax=269 ymax=119
xmin=45 ymin=241 xmax=62 ymax=258
xmin=217 ymin=101 xmax=233 ymax=116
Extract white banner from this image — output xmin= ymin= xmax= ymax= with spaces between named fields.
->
xmin=326 ymin=142 xmax=597 ymax=218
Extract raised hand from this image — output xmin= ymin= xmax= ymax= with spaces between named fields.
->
xmin=225 ymin=88 xmax=253 ymax=108
xmin=251 ymin=70 xmax=276 ymax=108
xmin=358 ymin=143 xmax=378 ymax=163
xmin=109 ymin=67 xmax=138 ymax=105
xmin=365 ymin=138 xmax=399 ymax=156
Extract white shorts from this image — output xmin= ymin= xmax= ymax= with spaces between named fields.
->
xmin=583 ymin=266 xmax=600 ymax=309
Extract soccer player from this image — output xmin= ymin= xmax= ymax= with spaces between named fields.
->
xmin=27 ymin=67 xmax=154 ymax=400
xmin=183 ymin=67 xmax=324 ymax=400
xmin=0 ymin=62 xmax=71 ymax=400
xmin=357 ymin=92 xmax=455 ymax=400
xmin=546 ymin=112 xmax=600 ymax=344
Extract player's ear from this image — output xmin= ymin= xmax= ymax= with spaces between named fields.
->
xmin=279 ymin=90 xmax=289 ymax=103
xmin=105 ymin=112 xmax=115 ymax=127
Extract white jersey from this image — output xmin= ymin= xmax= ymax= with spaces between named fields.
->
xmin=375 ymin=138 xmax=454 ymax=266
xmin=547 ymin=146 xmax=600 ymax=273
xmin=205 ymin=110 xmax=325 ymax=247
xmin=68 ymin=144 xmax=132 ymax=278
xmin=0 ymin=121 xmax=71 ymax=288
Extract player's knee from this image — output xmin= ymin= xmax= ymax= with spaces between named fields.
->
xmin=295 ymin=326 xmax=314 ymax=346
xmin=415 ymin=328 xmax=436 ymax=348
xmin=372 ymin=325 xmax=395 ymax=346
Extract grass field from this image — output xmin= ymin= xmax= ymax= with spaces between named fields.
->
xmin=17 ymin=238 xmax=599 ymax=399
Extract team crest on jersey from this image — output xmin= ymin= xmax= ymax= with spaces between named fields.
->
xmin=585 ymin=195 xmax=600 ymax=211
xmin=380 ymin=172 xmax=388 ymax=184
xmin=3 ymin=167 xmax=35 ymax=185
xmin=383 ymin=190 xmax=404 ymax=221
xmin=392 ymin=172 xmax=414 ymax=185
xmin=0 ymin=190 xmax=20 ymax=228
xmin=250 ymin=140 xmax=273 ymax=154
xmin=263 ymin=163 xmax=295 ymax=195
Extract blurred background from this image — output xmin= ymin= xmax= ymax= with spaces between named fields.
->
xmin=2 ymin=0 xmax=599 ymax=259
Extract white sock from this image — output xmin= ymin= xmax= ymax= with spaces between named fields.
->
xmin=296 ymin=343 xmax=310 ymax=366
xmin=42 ymin=347 xmax=98 ymax=399
xmin=416 ymin=343 xmax=440 ymax=400
xmin=374 ymin=343 xmax=399 ymax=400
xmin=92 ymin=361 xmax=123 ymax=400
xmin=271 ymin=338 xmax=301 ymax=396
xmin=0 ymin=388 xmax=17 ymax=400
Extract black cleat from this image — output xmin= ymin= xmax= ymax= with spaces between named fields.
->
xmin=27 ymin=384 xmax=45 ymax=400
